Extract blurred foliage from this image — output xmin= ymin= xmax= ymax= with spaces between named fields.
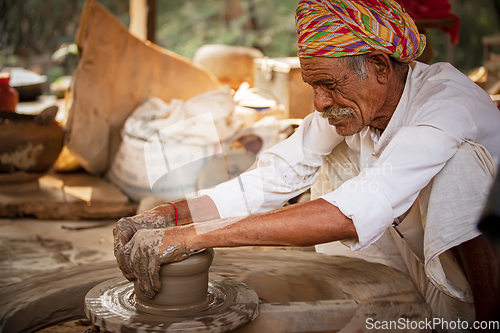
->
xmin=156 ymin=0 xmax=299 ymax=59
xmin=0 ymin=0 xmax=128 ymax=84
xmin=1 ymin=0 xmax=500 ymax=75
xmin=46 ymin=65 xmax=65 ymax=85
xmin=427 ymin=0 xmax=500 ymax=72
xmin=0 ymin=0 xmax=128 ymax=65
xmin=155 ymin=0 xmax=500 ymax=72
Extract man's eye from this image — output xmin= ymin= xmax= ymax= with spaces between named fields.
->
xmin=324 ymin=83 xmax=336 ymax=89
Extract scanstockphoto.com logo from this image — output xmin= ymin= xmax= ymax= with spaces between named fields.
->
xmin=366 ymin=318 xmax=500 ymax=331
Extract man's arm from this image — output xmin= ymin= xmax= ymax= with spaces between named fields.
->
xmin=189 ymin=198 xmax=356 ymax=248
xmin=123 ymin=198 xmax=357 ymax=297
xmin=199 ymin=112 xmax=343 ymax=219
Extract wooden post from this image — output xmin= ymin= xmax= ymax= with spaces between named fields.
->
xmin=146 ymin=0 xmax=156 ymax=43
xmin=129 ymin=0 xmax=156 ymax=43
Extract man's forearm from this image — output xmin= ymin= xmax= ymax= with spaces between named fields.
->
xmin=180 ymin=198 xmax=357 ymax=249
xmin=153 ymin=195 xmax=221 ymax=226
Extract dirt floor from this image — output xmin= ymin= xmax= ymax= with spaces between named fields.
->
xmin=0 ymin=218 xmax=116 ymax=286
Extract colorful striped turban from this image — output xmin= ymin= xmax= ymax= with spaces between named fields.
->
xmin=295 ymin=0 xmax=426 ymax=62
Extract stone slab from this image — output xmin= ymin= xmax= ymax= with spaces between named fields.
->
xmin=0 ymin=172 xmax=135 ymax=219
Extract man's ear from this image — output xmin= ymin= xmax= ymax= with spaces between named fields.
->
xmin=366 ymin=51 xmax=392 ymax=84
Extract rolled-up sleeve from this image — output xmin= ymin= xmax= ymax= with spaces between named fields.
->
xmin=320 ymin=125 xmax=462 ymax=250
xmin=200 ymin=112 xmax=343 ymax=218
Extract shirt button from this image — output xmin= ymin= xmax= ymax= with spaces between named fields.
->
xmin=372 ymin=152 xmax=377 ymax=156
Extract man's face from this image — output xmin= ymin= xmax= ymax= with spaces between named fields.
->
xmin=300 ymin=57 xmax=388 ymax=136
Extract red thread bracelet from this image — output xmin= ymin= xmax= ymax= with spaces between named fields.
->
xmin=165 ymin=202 xmax=178 ymax=226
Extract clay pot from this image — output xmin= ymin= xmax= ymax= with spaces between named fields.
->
xmin=0 ymin=109 xmax=64 ymax=175
xmin=134 ymin=248 xmax=214 ymax=308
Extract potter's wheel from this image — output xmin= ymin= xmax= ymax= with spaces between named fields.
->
xmin=84 ymin=249 xmax=259 ymax=333
xmin=2 ymin=250 xmax=432 ymax=333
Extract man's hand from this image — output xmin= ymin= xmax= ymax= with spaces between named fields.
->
xmin=113 ymin=196 xmax=220 ymax=281
xmin=122 ymin=228 xmax=194 ymax=298
xmin=113 ymin=206 xmax=176 ymax=280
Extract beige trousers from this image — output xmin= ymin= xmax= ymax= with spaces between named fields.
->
xmin=312 ymin=141 xmax=497 ymax=333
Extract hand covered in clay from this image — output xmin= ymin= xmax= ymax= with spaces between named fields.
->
xmin=122 ymin=228 xmax=194 ymax=298
xmin=114 ymin=206 xmax=176 ymax=280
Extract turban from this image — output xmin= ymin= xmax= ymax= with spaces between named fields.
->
xmin=295 ymin=0 xmax=426 ymax=62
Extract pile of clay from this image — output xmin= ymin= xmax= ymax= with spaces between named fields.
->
xmin=85 ymin=249 xmax=258 ymax=333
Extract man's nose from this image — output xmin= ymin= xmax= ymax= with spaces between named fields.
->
xmin=313 ymin=87 xmax=333 ymax=112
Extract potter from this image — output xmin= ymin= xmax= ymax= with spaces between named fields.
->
xmin=115 ymin=0 xmax=500 ymax=330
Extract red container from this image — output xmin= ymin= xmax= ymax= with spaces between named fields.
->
xmin=0 ymin=73 xmax=19 ymax=112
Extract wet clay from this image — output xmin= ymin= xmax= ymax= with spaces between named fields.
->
xmin=134 ymin=248 xmax=214 ymax=309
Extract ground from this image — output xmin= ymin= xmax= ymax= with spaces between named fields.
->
xmin=0 ymin=218 xmax=116 ymax=286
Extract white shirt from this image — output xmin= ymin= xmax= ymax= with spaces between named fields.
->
xmin=200 ymin=62 xmax=500 ymax=250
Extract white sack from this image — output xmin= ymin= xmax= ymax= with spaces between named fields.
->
xmin=107 ymin=88 xmax=241 ymax=201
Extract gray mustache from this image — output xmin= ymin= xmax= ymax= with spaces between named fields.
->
xmin=320 ymin=106 xmax=354 ymax=119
